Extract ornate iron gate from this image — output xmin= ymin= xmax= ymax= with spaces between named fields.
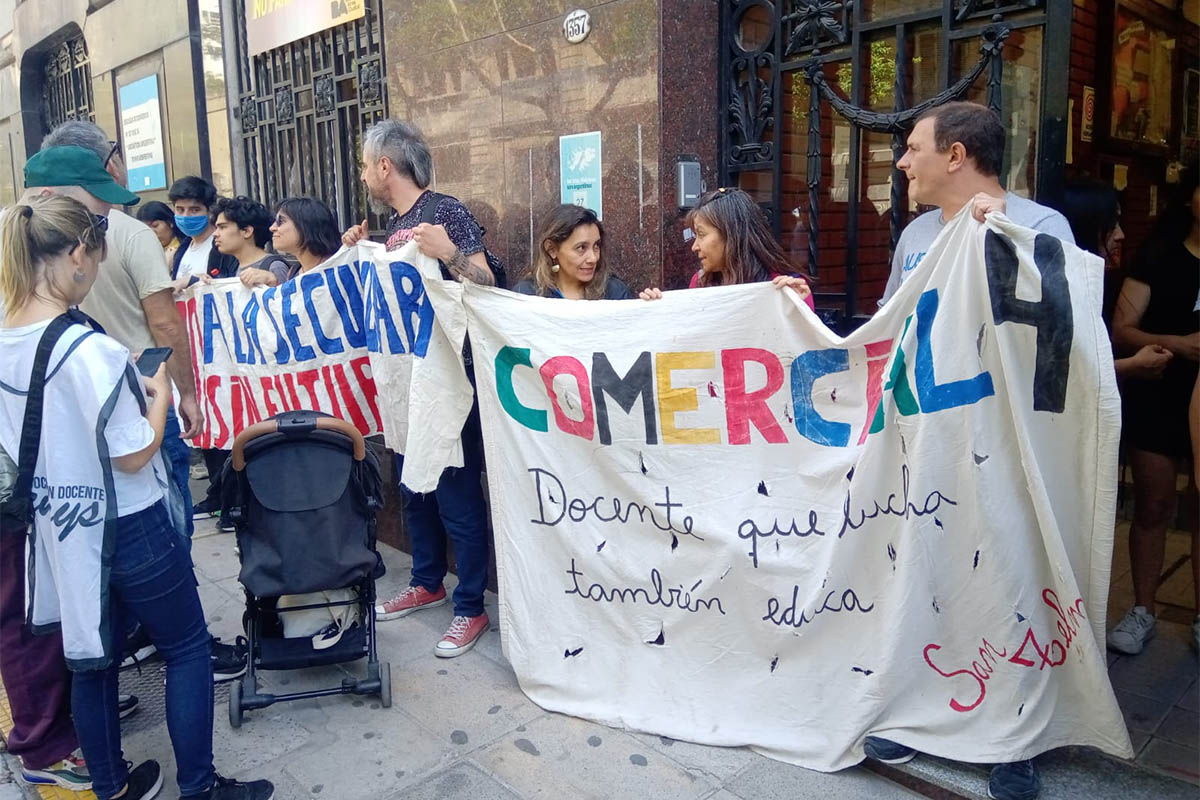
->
xmin=41 ymin=37 xmax=95 ymax=131
xmin=231 ymin=0 xmax=387 ymax=231
xmin=720 ymin=0 xmax=1053 ymax=322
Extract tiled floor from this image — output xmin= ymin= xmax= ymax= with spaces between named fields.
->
xmin=1105 ymin=521 xmax=1199 ymax=786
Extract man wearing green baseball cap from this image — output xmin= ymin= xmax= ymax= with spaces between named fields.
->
xmin=22 ymin=132 xmax=206 ymax=530
xmin=24 ymin=133 xmax=204 ymax=449
xmin=24 ymin=145 xmax=142 ymax=207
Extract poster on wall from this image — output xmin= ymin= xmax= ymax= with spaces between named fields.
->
xmin=246 ymin=0 xmax=365 ymax=56
xmin=559 ymin=131 xmax=603 ymax=220
xmin=1110 ymin=3 xmax=1173 ymax=146
xmin=118 ymin=75 xmax=166 ymax=192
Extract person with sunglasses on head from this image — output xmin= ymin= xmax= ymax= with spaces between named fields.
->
xmin=638 ymin=187 xmax=814 ymax=306
xmin=135 ymin=201 xmax=184 ymax=274
xmin=33 ymin=131 xmax=248 ymax=680
xmin=242 ymin=197 xmax=343 ymax=286
xmin=0 ymin=146 xmax=143 ymax=794
xmin=168 ymin=176 xmax=239 ymax=295
xmin=513 ymin=204 xmax=633 ymax=300
xmin=0 ymin=187 xmax=275 ymax=800
xmin=209 ymin=197 xmax=293 ymax=289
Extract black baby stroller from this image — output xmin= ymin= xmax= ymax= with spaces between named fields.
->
xmin=223 ymin=409 xmax=390 ymax=727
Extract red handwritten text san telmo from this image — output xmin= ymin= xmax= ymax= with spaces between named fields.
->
xmin=922 ymin=589 xmax=1087 ymax=713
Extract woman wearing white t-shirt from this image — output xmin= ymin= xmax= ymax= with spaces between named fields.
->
xmin=0 ymin=195 xmax=272 ymax=800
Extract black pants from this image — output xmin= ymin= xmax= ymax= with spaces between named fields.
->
xmin=202 ymin=448 xmax=227 ymax=505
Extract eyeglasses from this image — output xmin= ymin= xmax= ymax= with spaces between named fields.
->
xmin=104 ymin=140 xmax=121 ymax=169
xmin=273 ymin=214 xmax=288 ymax=226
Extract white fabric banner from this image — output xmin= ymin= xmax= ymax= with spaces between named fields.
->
xmin=463 ymin=209 xmax=1132 ymax=769
xmin=180 ymin=240 xmax=471 ymax=492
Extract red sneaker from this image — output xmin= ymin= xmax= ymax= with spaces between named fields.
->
xmin=375 ymin=585 xmax=447 ymax=621
xmin=435 ymin=613 xmax=489 ymax=658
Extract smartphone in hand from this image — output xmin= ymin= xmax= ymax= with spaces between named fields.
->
xmin=136 ymin=347 xmax=173 ymax=378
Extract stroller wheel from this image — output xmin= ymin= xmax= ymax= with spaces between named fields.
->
xmin=379 ymin=661 xmax=391 ymax=709
xmin=229 ymin=680 xmax=244 ymax=728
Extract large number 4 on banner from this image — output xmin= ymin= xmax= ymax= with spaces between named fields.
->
xmin=985 ymin=231 xmax=1073 ymax=413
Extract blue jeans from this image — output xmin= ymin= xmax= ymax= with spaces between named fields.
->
xmin=71 ymin=502 xmax=214 ymax=799
xmin=162 ymin=407 xmax=194 ymax=543
xmin=398 ymin=401 xmax=489 ymax=617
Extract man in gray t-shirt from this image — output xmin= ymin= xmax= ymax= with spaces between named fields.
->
xmin=876 ymin=102 xmax=1075 ymax=309
xmin=865 ymin=102 xmax=1070 ymax=800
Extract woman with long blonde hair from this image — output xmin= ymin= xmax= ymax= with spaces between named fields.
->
xmin=0 ymin=190 xmax=272 ymax=800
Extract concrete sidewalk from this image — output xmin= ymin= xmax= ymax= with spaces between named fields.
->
xmin=5 ymin=515 xmax=1195 ymax=799
xmin=7 ymin=518 xmax=920 ymax=800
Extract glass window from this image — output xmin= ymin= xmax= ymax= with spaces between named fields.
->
xmin=1110 ymin=4 xmax=1174 ymax=145
xmin=861 ymin=0 xmax=939 ymax=23
xmin=953 ymin=26 xmax=1043 ymax=198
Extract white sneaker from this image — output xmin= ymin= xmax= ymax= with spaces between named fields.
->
xmin=1107 ymin=607 xmax=1156 ymax=655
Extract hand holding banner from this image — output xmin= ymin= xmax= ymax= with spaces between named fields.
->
xmin=178 ymin=240 xmax=471 ymax=492
xmin=463 ymin=207 xmax=1129 ymax=769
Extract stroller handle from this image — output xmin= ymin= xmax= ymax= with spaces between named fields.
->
xmin=231 ymin=416 xmax=367 ymax=471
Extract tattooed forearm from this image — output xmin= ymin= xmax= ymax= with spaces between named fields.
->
xmin=446 ymin=248 xmax=495 ymax=286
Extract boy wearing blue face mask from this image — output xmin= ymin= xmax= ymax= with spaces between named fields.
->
xmin=168 ymin=176 xmax=238 ymax=294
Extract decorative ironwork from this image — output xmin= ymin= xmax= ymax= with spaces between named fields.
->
xmin=719 ymin=0 xmax=1042 ymax=325
xmin=239 ymin=96 xmax=258 ymax=132
xmin=359 ymin=61 xmax=382 ymax=105
xmin=784 ymin=0 xmax=849 ymax=56
xmin=805 ymin=64 xmax=821 ymax=276
xmin=955 ymin=0 xmax=1040 ymax=23
xmin=314 ymin=75 xmax=336 ymax=116
xmin=232 ymin=0 xmax=388 ymax=236
xmin=801 ymin=25 xmax=1010 ymax=134
xmin=40 ymin=37 xmax=95 ymax=133
xmin=728 ymin=55 xmax=776 ymax=166
xmin=275 ymin=87 xmax=295 ymax=125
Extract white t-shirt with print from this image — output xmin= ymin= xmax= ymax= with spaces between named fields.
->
xmin=0 ymin=319 xmax=161 ymax=515
xmin=179 ymin=233 xmax=214 ymax=278
xmin=877 ymin=192 xmax=1076 ymax=308
xmin=0 ymin=318 xmax=166 ymax=665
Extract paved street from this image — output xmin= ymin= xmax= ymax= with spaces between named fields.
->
xmin=0 ymin=518 xmax=922 ymax=800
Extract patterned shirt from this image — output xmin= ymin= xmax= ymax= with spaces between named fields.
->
xmin=385 ymin=191 xmax=485 ymax=263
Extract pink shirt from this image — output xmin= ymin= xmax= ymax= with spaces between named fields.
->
xmin=688 ymin=271 xmax=816 ymax=310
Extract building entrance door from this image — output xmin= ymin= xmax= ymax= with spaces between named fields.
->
xmin=719 ymin=0 xmax=1067 ymax=324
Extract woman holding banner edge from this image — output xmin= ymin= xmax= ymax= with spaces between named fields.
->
xmin=638 ymin=187 xmax=813 ymax=306
xmin=237 ymin=197 xmax=341 ymax=289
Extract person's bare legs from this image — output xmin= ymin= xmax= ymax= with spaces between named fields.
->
xmin=1129 ymin=448 xmax=1178 ymax=610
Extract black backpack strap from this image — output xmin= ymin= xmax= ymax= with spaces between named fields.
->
xmin=419 ymin=192 xmax=451 ymax=226
xmin=9 ymin=312 xmax=86 ymax=524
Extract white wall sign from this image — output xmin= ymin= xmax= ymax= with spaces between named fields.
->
xmin=563 ymin=9 xmax=591 ymax=44
xmin=118 ymin=75 xmax=166 ymax=192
